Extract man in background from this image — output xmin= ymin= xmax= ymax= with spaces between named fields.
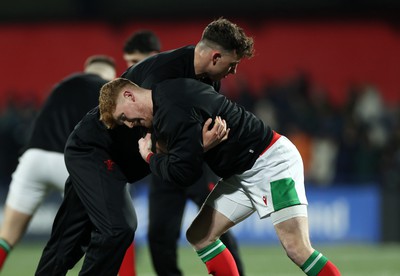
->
xmin=123 ymin=30 xmax=161 ymax=68
xmin=0 ymin=55 xmax=116 ymax=272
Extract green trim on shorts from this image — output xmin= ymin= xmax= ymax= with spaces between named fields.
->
xmin=270 ymin=178 xmax=301 ymax=211
xmin=301 ymin=250 xmax=328 ymax=276
xmin=196 ymin=239 xmax=226 ymax=263
xmin=0 ymin=239 xmax=11 ymax=253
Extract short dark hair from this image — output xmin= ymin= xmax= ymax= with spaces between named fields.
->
xmin=123 ymin=30 xmax=161 ymax=54
xmin=84 ymin=55 xmax=116 ymax=69
xmin=202 ymin=17 xmax=254 ymax=59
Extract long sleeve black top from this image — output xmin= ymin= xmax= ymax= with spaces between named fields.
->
xmin=26 ymin=73 xmax=107 ymax=153
xmin=148 ymin=78 xmax=274 ymax=187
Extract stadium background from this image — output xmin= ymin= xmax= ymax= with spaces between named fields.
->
xmin=0 ymin=1 xmax=400 ymax=275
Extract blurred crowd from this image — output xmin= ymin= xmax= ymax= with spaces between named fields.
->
xmin=223 ymin=72 xmax=400 ymax=187
xmin=1 ymin=72 xmax=399 ymax=188
xmin=0 ymin=96 xmax=38 ymax=188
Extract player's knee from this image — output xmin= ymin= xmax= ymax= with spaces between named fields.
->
xmin=284 ymin=242 xmax=299 ymax=263
xmin=104 ymin=226 xmax=135 ymax=248
xmin=118 ymin=219 xmax=137 ymax=238
xmin=282 ymin=239 xmax=312 ymax=265
xmin=122 ymin=221 xmax=137 ymax=236
xmin=185 ymin=225 xmax=199 ymax=245
xmin=104 ymin=220 xmax=136 ymax=241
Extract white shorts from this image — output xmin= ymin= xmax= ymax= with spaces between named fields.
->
xmin=5 ymin=148 xmax=68 ymax=214
xmin=205 ymin=134 xmax=308 ymax=224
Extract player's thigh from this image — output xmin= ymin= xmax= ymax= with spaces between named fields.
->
xmin=188 ymin=179 xmax=254 ymax=242
xmin=204 ymin=177 xmax=255 ymax=225
xmin=44 ymin=150 xmax=69 ymax=191
xmin=187 ymin=204 xmax=236 ymax=248
xmin=66 ymin=144 xmax=136 ymax=233
xmin=6 ymin=149 xmax=64 ymax=214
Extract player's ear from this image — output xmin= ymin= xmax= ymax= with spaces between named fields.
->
xmin=123 ymin=90 xmax=135 ymax=101
xmin=211 ymin=51 xmax=222 ymax=65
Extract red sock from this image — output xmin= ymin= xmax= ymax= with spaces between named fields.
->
xmin=0 ymin=249 xmax=8 ymax=270
xmin=118 ymin=242 xmax=136 ymax=276
xmin=0 ymin=248 xmax=7 ymax=271
xmin=205 ymin=248 xmax=239 ymax=276
xmin=318 ymin=261 xmax=341 ymax=276
xmin=0 ymin=239 xmax=11 ymax=271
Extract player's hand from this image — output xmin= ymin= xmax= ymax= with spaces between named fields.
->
xmin=138 ymin=133 xmax=153 ymax=162
xmin=202 ymin=116 xmax=230 ymax=152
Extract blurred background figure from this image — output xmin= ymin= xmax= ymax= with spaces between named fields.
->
xmin=0 ymin=55 xmax=116 ymax=272
xmin=123 ymin=30 xmax=161 ymax=68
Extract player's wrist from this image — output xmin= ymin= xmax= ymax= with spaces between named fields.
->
xmin=146 ymin=152 xmax=154 ymax=163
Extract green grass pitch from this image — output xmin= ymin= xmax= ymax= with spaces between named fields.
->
xmin=2 ymin=242 xmax=400 ymax=275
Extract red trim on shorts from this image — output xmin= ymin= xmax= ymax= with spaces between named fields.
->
xmin=260 ymin=131 xmax=281 ymax=156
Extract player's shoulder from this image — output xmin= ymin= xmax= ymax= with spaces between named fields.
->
xmin=144 ymin=45 xmax=194 ymax=71
xmin=155 ymin=78 xmax=213 ymax=108
xmin=155 ymin=78 xmax=201 ymax=92
xmin=70 ymin=106 xmax=109 ymax=140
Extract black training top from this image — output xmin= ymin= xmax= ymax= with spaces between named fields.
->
xmin=122 ymin=45 xmax=220 ymax=91
xmin=104 ymin=45 xmax=220 ymax=182
xmin=68 ymin=106 xmax=151 ymax=185
xmin=25 ymin=73 xmax=107 ymax=153
xmin=149 ymin=78 xmax=273 ymax=187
